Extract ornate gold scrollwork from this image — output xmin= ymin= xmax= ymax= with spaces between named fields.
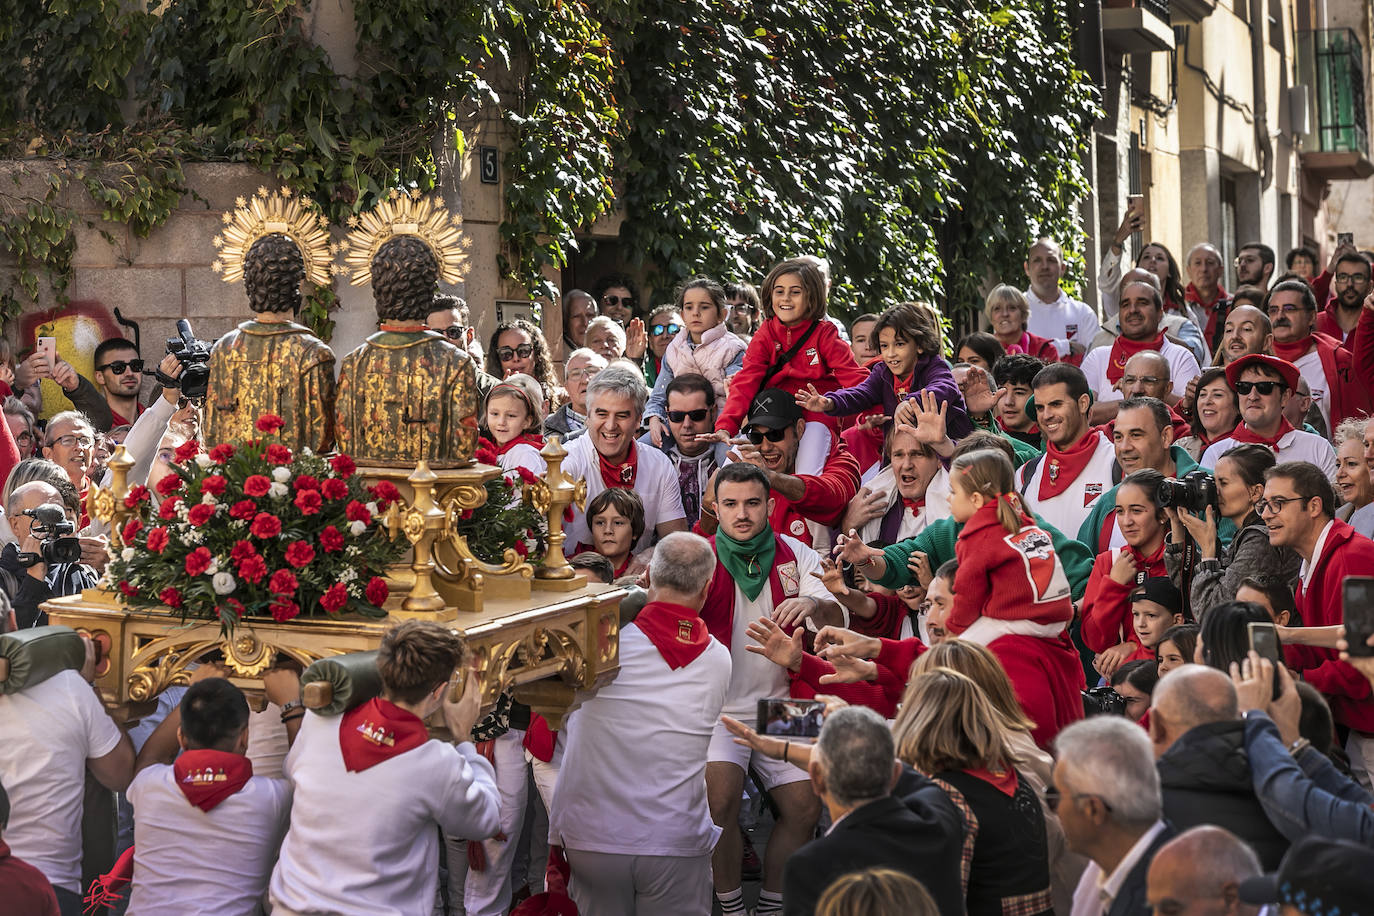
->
xmin=526 ymin=479 xmax=551 ymax=516
xmin=400 ymin=508 xmax=427 ymax=545
xmin=224 ymin=633 xmax=275 ymax=677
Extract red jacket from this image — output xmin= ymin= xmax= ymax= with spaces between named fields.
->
xmin=715 ymin=317 xmax=866 ymax=435
xmin=1011 ymin=331 xmax=1060 ymax=363
xmin=1284 ymin=519 xmax=1374 ymax=732
xmin=1308 ymin=331 xmax=1370 ymax=427
xmin=1350 ymin=306 xmax=1374 ymax=395
xmin=1079 ymin=543 xmax=1168 ymax=654
xmin=947 ymin=504 xmax=1074 ymax=635
xmin=790 ymin=651 xmax=902 ymax=717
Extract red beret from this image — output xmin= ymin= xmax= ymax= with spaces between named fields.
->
xmin=1224 ymin=353 xmax=1300 ymax=391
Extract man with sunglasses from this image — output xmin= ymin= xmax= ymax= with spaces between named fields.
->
xmin=426 ymin=295 xmax=495 ymax=403
xmin=24 ymin=344 xmax=114 ymax=433
xmin=91 ymin=337 xmax=146 ymax=428
xmin=1263 ymin=460 xmax=1374 ymax=784
xmin=640 ymin=373 xmax=729 ymax=527
xmin=1265 ymin=279 xmax=1369 ymax=431
xmin=1200 ymin=354 xmax=1336 ymax=479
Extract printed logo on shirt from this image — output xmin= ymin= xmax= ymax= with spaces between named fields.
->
xmin=1004 ymin=527 xmax=1071 ymax=604
xmin=790 ymin=518 xmax=806 ymax=537
xmin=181 ymin=767 xmax=229 ymax=785
xmin=1084 ymin=482 xmax=1103 ymax=507
xmin=778 ymin=561 xmax=800 ymax=597
xmin=1066 ymin=323 xmax=1079 ymax=339
xmin=806 ymin=347 xmax=819 ymax=366
xmin=677 ymin=619 xmax=695 ymax=643
xmin=357 ymin=719 xmax=398 ymax=748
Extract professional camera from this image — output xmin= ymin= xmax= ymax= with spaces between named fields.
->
xmin=1082 ymin=686 xmax=1127 ymax=718
xmin=1155 ymin=469 xmax=1218 ymax=514
xmin=161 ymin=318 xmax=213 ymax=401
xmin=17 ymin=502 xmax=82 ymax=567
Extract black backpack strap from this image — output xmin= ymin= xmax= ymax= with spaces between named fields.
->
xmin=758 ymin=319 xmax=821 ymax=391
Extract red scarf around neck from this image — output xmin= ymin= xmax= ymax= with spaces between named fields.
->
xmin=633 ymin=600 xmax=712 ymax=669
xmin=901 ymin=495 xmax=927 ymax=514
xmin=964 ymin=766 xmax=1019 ymax=797
xmin=1186 ymin=283 xmax=1229 ymax=342
xmin=597 ymin=440 xmax=638 ymax=490
xmin=1038 ymin=429 xmax=1103 ymax=500
xmin=1127 ymin=538 xmax=1167 ymax=571
xmin=174 ymin=749 xmax=253 ymax=812
xmin=495 ymin=432 xmax=545 ymax=457
xmin=1106 ymin=332 xmax=1166 ymax=384
xmin=1271 ymin=338 xmax=1312 ymax=363
xmin=893 ymin=369 xmax=915 ymax=398
xmin=340 ymin=697 xmax=429 ymax=772
xmin=1003 ymin=332 xmax=1032 ymax=355
xmin=1230 ymin=417 xmax=1295 ymax=450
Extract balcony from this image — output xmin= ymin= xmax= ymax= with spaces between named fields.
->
xmin=1168 ymin=0 xmax=1216 ymax=22
xmin=1102 ymin=0 xmax=1176 ymax=54
xmin=1298 ymin=29 xmax=1374 ymax=180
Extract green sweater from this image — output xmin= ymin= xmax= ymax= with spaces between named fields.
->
xmin=970 ymin=414 xmax=1042 ymax=465
xmin=874 ymin=511 xmax=1096 ymax=601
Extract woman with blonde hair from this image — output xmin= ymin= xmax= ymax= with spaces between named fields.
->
xmin=984 ymin=285 xmax=1059 ymax=361
xmin=815 ymin=868 xmax=938 ymax=916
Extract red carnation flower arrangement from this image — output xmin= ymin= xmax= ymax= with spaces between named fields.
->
xmin=449 ymin=437 xmax=548 ymax=566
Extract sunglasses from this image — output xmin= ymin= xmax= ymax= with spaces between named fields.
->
xmin=428 ymin=326 xmax=466 ymax=342
xmin=177 ymin=396 xmax=205 ymax=410
xmin=97 ymin=359 xmax=144 ymax=375
xmin=604 ymin=295 xmax=634 ymax=307
xmin=668 ymin=408 xmax=709 ymax=423
xmin=497 ymin=345 xmax=534 ymax=361
xmin=747 ymin=426 xmax=789 ymax=444
xmin=1233 ymin=380 xmax=1286 ymax=396
xmin=651 ymin=323 xmax=681 ymax=337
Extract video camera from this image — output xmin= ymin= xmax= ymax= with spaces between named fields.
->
xmin=1155 ymin=469 xmax=1217 ymax=514
xmin=147 ymin=319 xmax=213 ymax=401
xmin=1081 ymin=685 xmax=1127 ymax=718
xmin=16 ymin=502 xmax=82 ymax=567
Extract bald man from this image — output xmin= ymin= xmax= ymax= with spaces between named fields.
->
xmin=1146 ymin=825 xmax=1262 ymax=916
xmin=1151 ymin=667 xmax=1289 ymax=868
xmin=1218 ymin=304 xmax=1272 ymax=366
xmin=0 ymin=481 xmax=97 ymax=628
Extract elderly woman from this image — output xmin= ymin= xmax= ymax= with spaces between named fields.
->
xmin=1335 ymin=418 xmax=1374 ymax=537
xmin=983 ymin=285 xmax=1058 ymax=362
xmin=584 ymin=315 xmax=627 ymax=362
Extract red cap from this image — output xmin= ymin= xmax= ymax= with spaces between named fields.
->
xmin=1224 ymin=353 xmax=1300 ymax=392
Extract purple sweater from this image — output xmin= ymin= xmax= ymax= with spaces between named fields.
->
xmin=823 ymin=354 xmax=973 ymax=440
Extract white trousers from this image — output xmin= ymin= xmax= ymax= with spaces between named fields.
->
xmin=565 ymin=848 xmax=713 ymax=916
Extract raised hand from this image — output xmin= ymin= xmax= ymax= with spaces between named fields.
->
xmin=832 ymin=529 xmax=883 ymax=568
xmin=838 ymin=487 xmax=887 ymax=532
xmin=624 ymin=318 xmax=648 ymax=360
xmin=908 ymin=390 xmax=950 ymax=446
xmin=1093 ymin=641 xmax=1135 ymax=679
xmin=648 ymin=415 xmax=667 ymax=447
xmin=746 ymin=617 xmax=804 ymax=671
xmin=811 ymin=557 xmax=850 ymax=597
xmin=817 ymin=655 xmax=878 ymax=684
xmin=960 ymin=366 xmax=1005 ymax=416
xmin=794 ymin=383 xmax=833 ymax=414
xmin=906 ymin=550 xmax=933 ymax=589
xmin=813 ymin=625 xmax=881 ymax=660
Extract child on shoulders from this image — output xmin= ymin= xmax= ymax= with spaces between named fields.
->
xmin=645 ymin=277 xmax=747 ymax=446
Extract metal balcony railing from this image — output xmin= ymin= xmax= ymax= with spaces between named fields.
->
xmin=1303 ymin=29 xmax=1369 ymax=155
xmin=1138 ymin=0 xmax=1171 ymax=21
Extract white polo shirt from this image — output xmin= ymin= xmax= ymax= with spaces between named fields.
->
xmin=1080 ymin=336 xmax=1201 ymax=401
xmin=1026 ymin=289 xmax=1100 ymax=358
xmin=0 ymin=669 xmax=122 ymax=892
xmin=564 ymin=433 xmax=686 ymax=552
xmin=1017 ymin=432 xmax=1118 ymax=543
xmin=127 ymin=766 xmax=291 ymax=916
xmin=1292 ymin=349 xmax=1332 ymax=430
xmin=858 ymin=466 xmax=952 ymax=544
xmin=1201 ymin=428 xmax=1338 ymax=481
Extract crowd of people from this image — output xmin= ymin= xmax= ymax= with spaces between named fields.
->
xmin=3 ymin=228 xmax=1374 ymax=916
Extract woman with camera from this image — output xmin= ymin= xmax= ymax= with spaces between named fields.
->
xmin=1164 ymin=443 xmax=1300 ymax=620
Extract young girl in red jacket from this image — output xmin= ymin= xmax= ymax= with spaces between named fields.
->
xmin=708 ymin=258 xmax=866 ymax=474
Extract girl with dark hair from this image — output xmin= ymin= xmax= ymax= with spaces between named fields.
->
xmin=1110 ymin=659 xmax=1159 ymax=721
xmin=954 ymin=332 xmax=1006 ymax=371
xmin=1196 ymin=600 xmax=1272 ymax=671
xmin=485 ymin=319 xmax=564 ymax=411
xmin=1165 ymin=443 xmax=1301 ymax=619
xmin=1156 ymin=623 xmax=1197 ymax=675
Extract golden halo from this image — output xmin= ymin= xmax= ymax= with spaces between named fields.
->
xmin=210 ymin=188 xmax=333 ymax=287
xmin=340 ymin=189 xmax=470 ymax=287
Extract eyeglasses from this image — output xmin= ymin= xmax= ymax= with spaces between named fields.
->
xmin=566 ymin=367 xmax=600 ymax=381
xmin=426 ymin=325 xmax=467 ymax=341
xmin=1120 ymin=375 xmax=1161 ymax=387
xmin=96 ymin=359 xmax=144 ymax=375
xmin=604 ymin=295 xmax=634 ymax=307
xmin=730 ymin=302 xmax=759 ymax=314
xmin=1233 ymin=380 xmax=1286 ymax=396
xmin=49 ymin=434 xmax=94 ymax=449
xmin=1266 ymin=303 xmax=1309 ymax=316
xmin=1256 ymin=494 xmax=1308 ymax=516
xmin=1044 ymin=787 xmax=1114 ymax=814
xmin=651 ymin=323 xmax=681 ymax=337
xmin=1334 ymin=273 xmax=1370 ymax=284
xmin=497 ymin=345 xmax=534 ymax=362
xmin=177 ymin=396 xmax=205 ymax=410
xmin=668 ymin=408 xmax=710 ymax=423
xmin=747 ymin=426 xmax=789 ymax=444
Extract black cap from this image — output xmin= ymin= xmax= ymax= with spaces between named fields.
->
xmin=1130 ymin=576 xmax=1182 ymax=615
xmin=747 ymin=388 xmax=803 ymax=429
xmin=1238 ymin=836 xmax=1374 ymax=916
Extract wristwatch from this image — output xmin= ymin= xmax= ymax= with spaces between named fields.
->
xmin=279 ymin=699 xmax=303 ymax=717
xmin=1197 ymin=558 xmax=1221 ymax=572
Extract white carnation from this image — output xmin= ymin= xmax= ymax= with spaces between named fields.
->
xmin=365 ymin=501 xmax=379 ymax=517
xmin=212 ymin=571 xmax=236 ymax=595
xmin=301 ymin=447 xmax=314 ymax=457
xmin=194 ymin=453 xmax=212 ymax=469
xmin=340 ymin=567 xmax=358 ymax=583
xmin=200 ymin=493 xmax=218 ymax=506
xmin=272 ymin=467 xmax=292 ymax=483
xmin=349 ymin=520 xmax=366 ymax=536
xmin=121 ymin=547 xmax=136 ymax=562
xmin=269 ymin=482 xmax=289 ymax=499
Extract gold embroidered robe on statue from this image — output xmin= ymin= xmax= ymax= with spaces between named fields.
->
xmin=335 ymin=330 xmax=479 ymax=465
xmin=204 ymin=320 xmax=336 ymax=452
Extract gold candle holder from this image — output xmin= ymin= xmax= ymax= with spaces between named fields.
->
xmin=395 ymin=461 xmax=451 ymax=617
xmin=531 ymin=435 xmax=587 ymax=592
xmin=91 ymin=445 xmax=136 ymax=549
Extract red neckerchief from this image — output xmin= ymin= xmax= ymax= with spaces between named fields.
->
xmin=1127 ymin=538 xmax=1167 ymax=572
xmin=110 ymin=403 xmax=145 ymax=427
xmin=1196 ymin=420 xmax=1239 ymax=448
xmin=893 ymin=370 xmax=915 ymax=398
xmin=340 ymin=698 xmax=429 ymax=772
xmin=964 ymin=766 xmax=1019 ymax=797
xmin=173 ymin=749 xmax=253 ymax=812
xmin=495 ymin=433 xmax=545 ymax=456
xmin=1038 ymin=429 xmax=1102 ymax=500
xmin=1186 ymin=283 xmax=1229 ymax=342
xmin=901 ymin=495 xmax=926 ymax=514
xmin=1271 ymin=337 xmax=1311 ymax=362
xmin=1106 ymin=332 xmax=1166 ymax=384
xmin=597 ymin=440 xmax=638 ymax=489
xmin=1003 ymin=332 xmax=1032 ymax=355
xmin=522 ymin=714 xmax=557 ymax=763
xmin=633 ymin=601 xmax=712 ymax=669
xmin=1230 ymin=418 xmax=1295 ymax=450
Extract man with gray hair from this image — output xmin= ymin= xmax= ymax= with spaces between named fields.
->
xmin=0 ymin=481 xmax=97 ymax=628
xmin=550 ymin=531 xmax=730 ymax=916
xmin=1055 ymin=716 xmax=1175 ymax=916
xmin=781 ymin=706 xmax=962 ymax=916
xmin=563 ymin=364 xmax=687 ymax=553
xmin=1147 ymin=826 xmax=1262 ymax=916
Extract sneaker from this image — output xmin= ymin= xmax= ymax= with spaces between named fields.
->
xmin=741 ymin=829 xmax=762 ymax=883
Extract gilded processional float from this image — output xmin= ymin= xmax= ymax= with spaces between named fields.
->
xmin=39 ymin=188 xmax=622 ymax=731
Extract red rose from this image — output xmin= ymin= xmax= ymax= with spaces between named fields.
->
xmin=174 ymin=440 xmax=199 ymax=463
xmin=158 ymin=498 xmax=181 ymax=521
xmin=365 ymin=576 xmax=389 ymax=606
xmin=516 ymin=466 xmax=539 ymax=485
xmin=514 ymin=539 xmax=529 ymax=557
xmin=269 ymin=599 xmax=300 ymax=622
xmin=118 ymin=580 xmax=138 ymax=598
xmin=329 ymin=454 xmax=355 ymax=478
xmin=345 ymin=500 xmax=372 ymax=524
xmin=250 ymin=513 xmax=282 ymax=539
xmin=188 ymin=503 xmax=215 ymax=527
xmin=319 ymin=582 xmax=348 ymax=614
xmin=319 ymin=525 xmax=345 ymax=553
xmin=265 ymin=444 xmax=293 ymax=465
xmin=184 ymin=547 xmax=213 ymax=576
xmin=284 ymin=541 xmax=315 ymax=568
xmin=156 ymin=474 xmax=183 ymax=497
xmin=216 ymin=599 xmax=244 ymax=621
xmin=123 ymin=485 xmax=150 ymax=508
xmin=229 ymin=500 xmax=257 ymax=520
xmin=293 ymin=475 xmax=319 ymax=491
xmin=255 ymin=414 xmax=285 ymax=433
xmin=146 ymin=526 xmax=170 ymax=553
xmin=563 ymin=505 xmax=574 ymax=523
xmin=268 ymin=569 xmax=298 ymax=595
xmin=159 ymin=586 xmax=183 ymax=609
xmin=320 ymin=477 xmax=348 ymax=501
xmin=236 ymin=553 xmax=268 ymax=584
xmin=200 ymin=475 xmax=227 ymax=496
xmin=208 ymin=443 xmax=235 ymax=463
xmin=475 ymin=447 xmax=497 ymax=465
xmin=293 ymin=489 xmax=322 ymax=515
xmin=368 ymin=480 xmax=401 ymax=509
xmin=244 ymin=475 xmax=271 ymax=497
xmin=121 ymin=518 xmax=143 ymax=543
xmin=229 ymin=539 xmax=256 ymax=562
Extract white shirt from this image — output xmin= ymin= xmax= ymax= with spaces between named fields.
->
xmin=1070 ymin=820 xmax=1169 ymax=916
xmin=1017 ymin=432 xmax=1118 ymax=543
xmin=1300 ymin=519 xmax=1336 ymax=594
xmin=1292 ymin=348 xmax=1332 ymax=430
xmin=551 ymin=624 xmax=731 ymax=858
xmin=498 ymin=442 xmax=547 ymax=477
xmin=858 ymin=466 xmax=952 ymax=543
xmin=269 ymin=713 xmax=500 ymax=916
xmin=127 ymin=766 xmax=291 ymax=916
xmin=563 ymin=433 xmax=687 ymax=553
xmin=1080 ymin=337 xmax=1200 ymax=401
xmin=1200 ymin=428 xmax=1338 ymax=481
xmin=722 ymin=535 xmax=830 ymax=720
xmin=0 ymin=669 xmax=122 ymax=892
xmin=1026 ymin=288 xmax=1100 ymax=358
